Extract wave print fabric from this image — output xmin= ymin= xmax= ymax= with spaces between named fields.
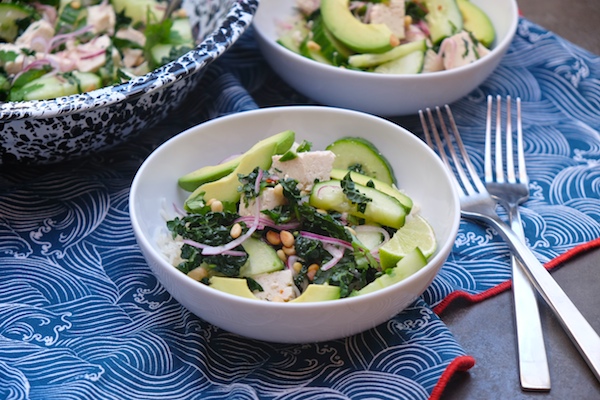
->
xmin=0 ymin=18 xmax=599 ymax=399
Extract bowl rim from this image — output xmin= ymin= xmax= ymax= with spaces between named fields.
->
xmin=252 ymin=0 xmax=519 ymax=81
xmin=129 ymin=105 xmax=461 ymax=309
xmin=0 ymin=0 xmax=259 ymax=121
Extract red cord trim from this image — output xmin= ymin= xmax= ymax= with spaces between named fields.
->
xmin=429 ymin=355 xmax=476 ymax=400
xmin=433 ymin=236 xmax=600 ymax=315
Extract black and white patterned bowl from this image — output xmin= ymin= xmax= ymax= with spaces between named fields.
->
xmin=0 ymin=0 xmax=259 ymax=165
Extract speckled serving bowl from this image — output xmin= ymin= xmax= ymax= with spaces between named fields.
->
xmin=0 ymin=0 xmax=259 ymax=165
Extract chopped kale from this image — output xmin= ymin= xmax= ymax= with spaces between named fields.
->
xmin=341 ymin=172 xmax=372 ymax=213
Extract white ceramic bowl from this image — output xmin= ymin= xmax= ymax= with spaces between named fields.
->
xmin=129 ymin=106 xmax=460 ymax=343
xmin=0 ymin=0 xmax=258 ymax=165
xmin=253 ymin=0 xmax=518 ymax=117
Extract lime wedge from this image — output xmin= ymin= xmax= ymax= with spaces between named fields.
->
xmin=378 ymin=215 xmax=437 ymax=269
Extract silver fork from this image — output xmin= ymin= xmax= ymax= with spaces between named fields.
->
xmin=484 ymin=95 xmax=551 ymax=390
xmin=419 ymin=104 xmax=600 ymax=384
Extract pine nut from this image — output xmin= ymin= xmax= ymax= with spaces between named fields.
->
xmin=282 ymin=246 xmax=296 ymax=256
xmin=389 ymin=34 xmax=400 ymax=47
xmin=307 ymin=263 xmax=319 ymax=281
xmin=266 ymin=230 xmax=281 ymax=246
xmin=306 ymin=40 xmax=321 ymax=51
xmin=293 ymin=262 xmax=302 ymax=273
xmin=280 ymin=230 xmax=295 ymax=247
xmin=404 ymin=15 xmax=412 ymax=27
xmin=206 ymin=198 xmax=215 ymax=205
xmin=273 ymin=183 xmax=284 ymax=198
xmin=210 ymin=200 xmax=223 ymax=212
xmin=187 ymin=266 xmax=208 ymax=281
xmin=230 ymin=223 xmax=242 ymax=238
xmin=277 ymin=249 xmax=287 ymax=262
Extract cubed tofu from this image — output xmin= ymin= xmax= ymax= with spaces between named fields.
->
xmin=271 ymin=150 xmax=335 ymax=192
xmin=15 ymin=20 xmax=55 ymax=52
xmin=252 ymin=269 xmax=298 ymax=302
xmin=87 ymin=3 xmax=117 ymax=35
xmin=369 ymin=0 xmax=406 ymax=40
xmin=440 ymin=31 xmax=490 ymax=70
xmin=238 ymin=187 xmax=287 ymax=217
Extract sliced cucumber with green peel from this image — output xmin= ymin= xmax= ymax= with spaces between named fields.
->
xmin=374 ymin=49 xmax=425 ymax=75
xmin=309 ymin=179 xmax=406 ymax=229
xmin=11 ymin=72 xmax=101 ymax=101
xmin=277 ymin=18 xmax=309 ymax=54
xmin=326 ymin=137 xmax=396 ymax=185
xmin=239 ymin=237 xmax=284 ymax=277
xmin=348 ymin=39 xmax=426 ymax=69
xmin=329 ymin=169 xmax=413 ymax=212
xmin=424 ymin=0 xmax=463 ymax=44
xmin=0 ymin=3 xmax=36 ymax=42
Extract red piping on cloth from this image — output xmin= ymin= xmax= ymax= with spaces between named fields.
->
xmin=433 ymin=236 xmax=600 ymax=315
xmin=430 ymin=355 xmax=476 ymax=400
xmin=427 ymin=237 xmax=600 ymax=400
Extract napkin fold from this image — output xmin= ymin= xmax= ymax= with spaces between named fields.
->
xmin=0 ymin=18 xmax=599 ymax=400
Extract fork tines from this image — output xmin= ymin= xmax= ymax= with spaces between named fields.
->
xmin=484 ymin=95 xmax=526 ymax=186
xmin=419 ymin=105 xmax=487 ymax=198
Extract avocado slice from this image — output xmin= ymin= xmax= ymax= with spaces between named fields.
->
xmin=320 ymin=0 xmax=395 ymax=54
xmin=457 ymin=0 xmax=495 ymax=47
xmin=290 ymin=284 xmax=341 ymax=303
xmin=354 ymin=247 xmax=427 ymax=296
xmin=329 ymin=169 xmax=413 ymax=213
xmin=209 ymin=276 xmax=258 ymax=300
xmin=184 ymin=139 xmax=277 ymax=208
xmin=178 ymin=130 xmax=295 ymax=192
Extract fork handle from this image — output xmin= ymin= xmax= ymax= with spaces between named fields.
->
xmin=509 ymin=208 xmax=551 ymax=390
xmin=465 ymin=211 xmax=600 ymax=383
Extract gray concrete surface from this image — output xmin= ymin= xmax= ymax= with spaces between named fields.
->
xmin=440 ymin=3 xmax=600 ymax=398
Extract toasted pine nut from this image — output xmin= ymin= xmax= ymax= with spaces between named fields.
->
xmin=293 ymin=262 xmax=302 ymax=273
xmin=273 ymin=183 xmax=284 ymax=198
xmin=230 ymin=223 xmax=242 ymax=238
xmin=187 ymin=266 xmax=208 ymax=281
xmin=306 ymin=40 xmax=321 ymax=51
xmin=210 ymin=200 xmax=223 ymax=212
xmin=316 ymin=208 xmax=327 ymax=214
xmin=280 ymin=230 xmax=295 ymax=247
xmin=282 ymin=246 xmax=296 ymax=256
xmin=206 ymin=198 xmax=216 ymax=206
xmin=307 ymin=263 xmax=319 ymax=281
xmin=71 ymin=1 xmax=81 ymax=9
xmin=266 ymin=230 xmax=281 ymax=246
xmin=404 ymin=15 xmax=412 ymax=27
xmin=277 ymin=249 xmax=287 ymax=262
xmin=389 ymin=34 xmax=400 ymax=47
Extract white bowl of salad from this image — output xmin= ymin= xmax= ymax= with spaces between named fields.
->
xmin=252 ymin=0 xmax=518 ymax=116
xmin=129 ymin=105 xmax=460 ymax=343
xmin=0 ymin=0 xmax=258 ymax=165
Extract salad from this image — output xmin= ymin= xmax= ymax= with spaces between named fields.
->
xmin=277 ymin=0 xmax=495 ymax=74
xmin=0 ymin=0 xmax=194 ymax=102
xmin=163 ymin=130 xmax=437 ymax=302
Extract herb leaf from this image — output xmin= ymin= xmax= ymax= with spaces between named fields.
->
xmin=340 ymin=172 xmax=372 ymax=213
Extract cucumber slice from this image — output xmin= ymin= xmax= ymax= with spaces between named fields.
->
xmin=11 ymin=71 xmax=101 ymax=101
xmin=329 ymin=169 xmax=413 ymax=212
xmin=373 ymin=49 xmax=425 ymax=74
xmin=309 ymin=179 xmax=406 ymax=229
xmin=424 ymin=0 xmax=463 ymax=44
xmin=171 ymin=18 xmax=193 ymax=44
xmin=326 ymin=137 xmax=396 ymax=185
xmin=348 ymin=39 xmax=426 ymax=69
xmin=300 ymin=38 xmax=333 ymax=65
xmin=111 ymin=0 xmax=164 ymax=24
xmin=277 ymin=18 xmax=309 ymax=54
xmin=239 ymin=237 xmax=285 ymax=277
xmin=0 ymin=3 xmax=35 ymax=42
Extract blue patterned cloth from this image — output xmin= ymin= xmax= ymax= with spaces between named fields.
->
xmin=0 ymin=18 xmax=599 ymax=399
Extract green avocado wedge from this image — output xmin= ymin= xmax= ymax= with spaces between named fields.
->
xmin=290 ymin=283 xmax=341 ymax=302
xmin=353 ymin=247 xmax=428 ymax=296
xmin=320 ymin=0 xmax=395 ymax=54
xmin=209 ymin=276 xmax=258 ymax=300
xmin=457 ymin=0 xmax=495 ymax=47
xmin=184 ymin=139 xmax=277 ymax=209
xmin=178 ymin=130 xmax=295 ymax=192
